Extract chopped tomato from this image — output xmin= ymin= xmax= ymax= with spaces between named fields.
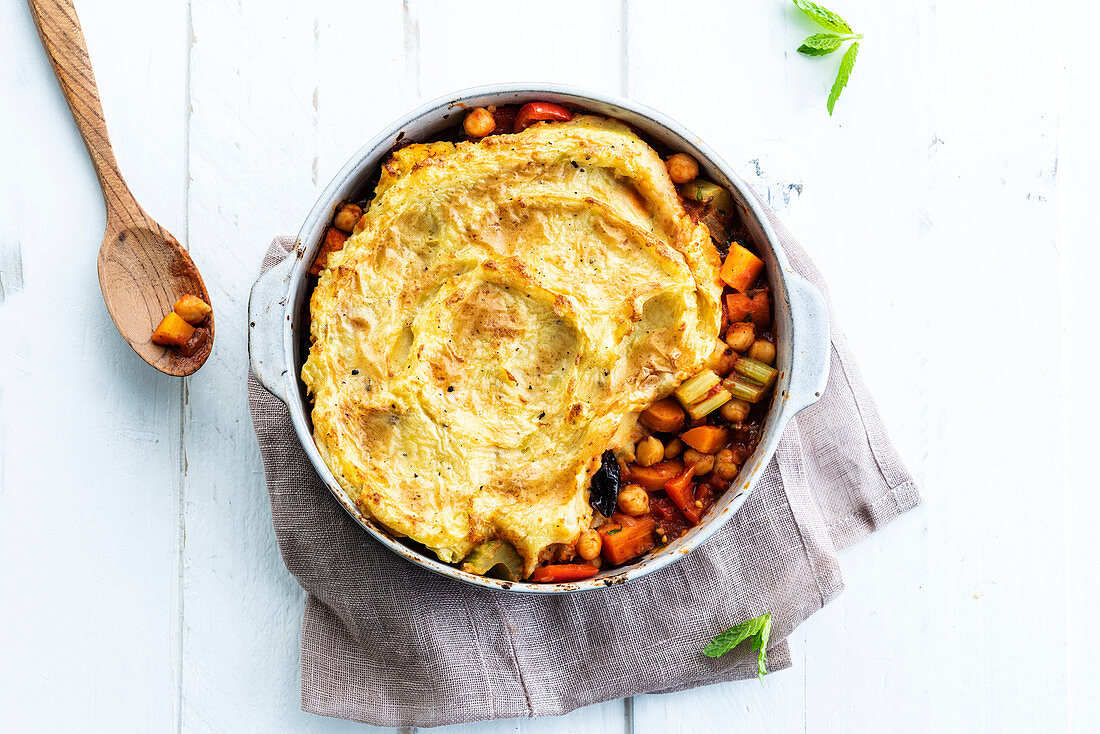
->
xmin=530 ymin=563 xmax=600 ymax=583
xmin=694 ymin=482 xmax=717 ymax=517
xmin=490 ymin=106 xmax=518 ymax=135
xmin=650 ymin=495 xmax=691 ymax=540
xmin=725 ymin=443 xmax=752 ymax=464
xmin=514 ymin=101 xmax=573 ymax=132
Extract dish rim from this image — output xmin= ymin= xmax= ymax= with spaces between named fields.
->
xmin=249 ymin=82 xmax=831 ymax=594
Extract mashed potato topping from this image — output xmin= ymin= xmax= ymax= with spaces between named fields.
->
xmin=302 ymin=115 xmax=722 ymax=575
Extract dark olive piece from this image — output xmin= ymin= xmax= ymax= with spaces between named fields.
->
xmin=590 ymin=450 xmax=622 ymax=518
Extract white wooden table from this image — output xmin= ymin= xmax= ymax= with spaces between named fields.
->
xmin=3 ymin=1 xmax=1098 ymax=731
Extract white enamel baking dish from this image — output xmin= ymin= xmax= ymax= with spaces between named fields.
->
xmin=248 ymin=83 xmax=830 ymax=594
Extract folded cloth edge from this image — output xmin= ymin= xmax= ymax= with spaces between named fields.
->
xmin=248 ymin=202 xmax=921 ymax=727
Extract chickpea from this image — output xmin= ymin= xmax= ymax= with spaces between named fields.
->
xmin=725 ymin=322 xmax=755 ymax=353
xmin=664 ymin=437 xmax=684 ymax=460
xmin=714 ymin=448 xmax=739 ymax=481
xmin=712 ymin=339 xmax=737 ymax=377
xmin=719 ymin=398 xmax=751 ymax=424
xmin=683 ymin=448 xmax=714 ymax=475
xmin=617 ymin=484 xmax=651 ymax=516
xmin=576 ymin=529 xmax=602 ymax=561
xmin=463 ymin=107 xmax=496 ymax=137
xmin=666 ymin=153 xmax=699 ymax=184
xmin=333 ymin=203 xmax=363 ymax=233
xmin=748 ymin=339 xmax=776 ymax=365
xmin=635 ymin=435 xmax=664 ymax=467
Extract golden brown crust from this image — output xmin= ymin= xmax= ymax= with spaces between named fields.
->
xmin=301 ymin=115 xmax=721 ymax=575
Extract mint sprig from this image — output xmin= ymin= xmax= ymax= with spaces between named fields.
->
xmin=793 ymin=0 xmax=862 ymax=115
xmin=702 ymin=612 xmax=772 ymax=679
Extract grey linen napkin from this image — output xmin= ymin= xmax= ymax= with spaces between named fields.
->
xmin=247 ymin=207 xmax=920 ymax=728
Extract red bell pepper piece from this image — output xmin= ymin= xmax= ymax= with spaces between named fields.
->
xmin=530 ymin=563 xmax=600 ymax=583
xmin=514 ymin=101 xmax=574 ymax=132
xmin=664 ymin=465 xmax=703 ymax=524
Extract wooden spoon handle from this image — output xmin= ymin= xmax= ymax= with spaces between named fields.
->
xmin=26 ymin=0 xmax=142 ymax=223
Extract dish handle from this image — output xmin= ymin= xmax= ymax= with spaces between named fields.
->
xmin=782 ymin=271 xmax=831 ymax=417
xmin=247 ymin=255 xmax=296 ymax=404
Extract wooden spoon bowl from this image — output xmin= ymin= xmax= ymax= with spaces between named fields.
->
xmin=28 ymin=0 xmax=213 ymax=376
xmin=99 ymin=222 xmax=214 ymax=375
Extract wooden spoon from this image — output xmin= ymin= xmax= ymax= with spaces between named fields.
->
xmin=27 ymin=0 xmax=213 ymax=376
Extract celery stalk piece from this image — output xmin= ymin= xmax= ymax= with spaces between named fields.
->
xmin=675 ymin=370 xmax=721 ymax=406
xmin=734 ymin=357 xmax=778 ymax=387
xmin=686 ymin=388 xmax=733 ymax=420
xmin=460 ymin=540 xmax=524 ymax=581
xmin=679 ymin=180 xmax=723 ymax=204
xmin=724 ymin=375 xmax=768 ymax=404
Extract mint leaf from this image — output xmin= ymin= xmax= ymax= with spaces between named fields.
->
xmin=798 ymin=33 xmax=845 ymax=56
xmin=703 ymin=612 xmax=772 ymax=678
xmin=792 ymin=0 xmax=852 ymax=33
xmin=827 ymin=41 xmax=859 ymax=115
xmin=792 ymin=1 xmax=862 ymax=114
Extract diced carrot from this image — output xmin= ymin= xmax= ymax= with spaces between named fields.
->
xmin=627 ymin=460 xmax=684 ymax=492
xmin=719 ymin=242 xmax=764 ymax=293
xmin=725 ymin=289 xmax=771 ymax=327
xmin=310 ymin=226 xmax=350 ymax=276
xmin=664 ymin=465 xmax=703 ymax=524
xmin=599 ymin=515 xmax=657 ymax=565
xmin=173 ymin=294 xmax=212 ymax=325
xmin=680 ymin=426 xmax=730 ymax=455
xmin=529 ymin=563 xmax=600 ymax=583
xmin=151 ymin=311 xmax=195 ymax=346
xmin=639 ymin=398 xmax=686 ymax=433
